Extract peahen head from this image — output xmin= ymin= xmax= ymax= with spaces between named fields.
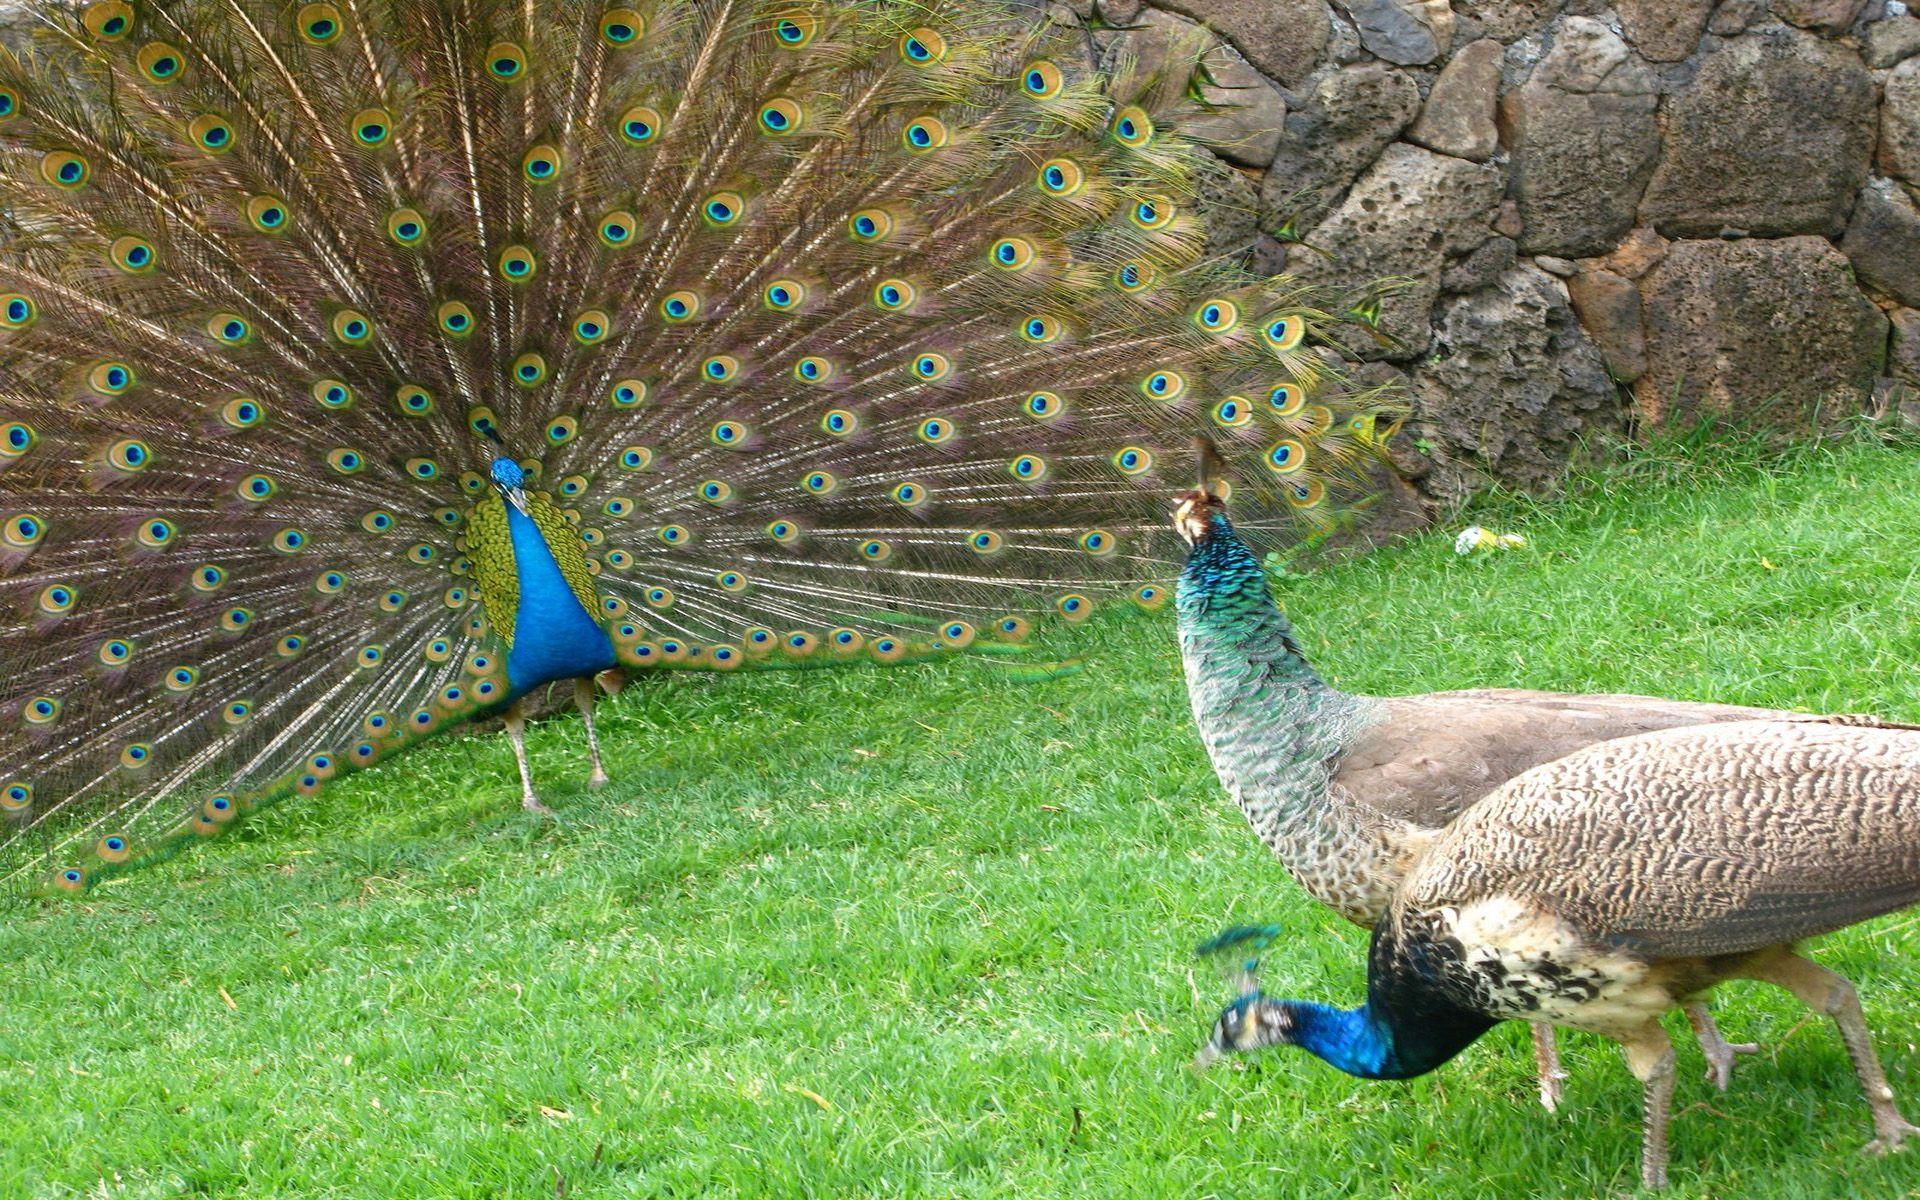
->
xmin=1172 ymin=437 xmax=1232 ymax=546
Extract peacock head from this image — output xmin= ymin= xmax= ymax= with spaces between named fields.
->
xmin=1173 ymin=437 xmax=1232 ymax=546
xmin=1193 ymin=992 xmax=1293 ymax=1068
xmin=489 ymin=455 xmax=530 ymax=514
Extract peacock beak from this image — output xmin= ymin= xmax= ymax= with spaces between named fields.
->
xmin=1191 ymin=1040 xmax=1224 ymax=1071
xmin=502 ymin=485 xmax=530 ymax=515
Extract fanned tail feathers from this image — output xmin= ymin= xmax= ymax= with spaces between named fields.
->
xmin=0 ymin=0 xmax=1398 ymax=891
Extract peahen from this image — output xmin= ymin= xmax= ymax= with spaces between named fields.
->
xmin=1169 ymin=444 xmax=1838 ymax=1109
xmin=0 ymin=0 xmax=1395 ymax=892
xmin=1196 ymin=718 xmax=1920 ymax=1188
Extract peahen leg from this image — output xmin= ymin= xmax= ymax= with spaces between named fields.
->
xmin=574 ymin=677 xmax=609 ymax=791
xmin=1746 ymin=954 xmax=1920 ymax=1155
xmin=1619 ymin=1023 xmax=1678 ymax=1191
xmin=503 ymin=701 xmax=551 ymax=816
xmin=1531 ymin=1022 xmax=1568 ymax=1113
xmin=1684 ymin=1001 xmax=1757 ymax=1091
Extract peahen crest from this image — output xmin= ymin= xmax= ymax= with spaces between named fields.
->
xmin=0 ymin=0 xmax=1395 ymax=892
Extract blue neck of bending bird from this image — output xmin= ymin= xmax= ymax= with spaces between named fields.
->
xmin=1273 ymin=995 xmax=1494 ymax=1081
xmin=501 ymin=502 xmax=616 ymax=700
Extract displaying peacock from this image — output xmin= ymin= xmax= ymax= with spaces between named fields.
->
xmin=1196 ymin=718 xmax=1920 ymax=1189
xmin=0 ymin=0 xmax=1394 ymax=893
xmin=1168 ymin=444 xmax=1851 ymax=1109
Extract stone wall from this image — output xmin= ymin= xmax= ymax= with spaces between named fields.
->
xmin=1060 ymin=0 xmax=1920 ymax=505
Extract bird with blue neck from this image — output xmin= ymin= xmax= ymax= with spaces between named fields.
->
xmin=0 ymin=0 xmax=1400 ymax=894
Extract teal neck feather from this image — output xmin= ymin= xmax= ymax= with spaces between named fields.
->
xmin=1175 ymin=512 xmax=1384 ymax=914
xmin=1274 ymin=998 xmax=1488 ymax=1081
xmin=502 ymin=503 xmax=616 ymax=699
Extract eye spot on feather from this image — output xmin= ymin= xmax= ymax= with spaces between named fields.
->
xmin=329 ymin=310 xmax=370 ymax=345
xmin=989 ymin=238 xmax=1035 ymax=271
xmin=916 ymin=417 xmax=954 ymax=444
xmin=1262 ymin=316 xmax=1306 ymax=353
xmin=1056 ymin=594 xmax=1092 ymax=621
xmin=891 ymin=481 xmax=927 ymax=508
xmin=135 ymin=518 xmax=176 ymax=549
xmin=699 ymin=479 xmax=732 ymax=504
xmin=820 ymin=408 xmax=857 ymax=436
xmin=1194 ymin=299 xmax=1240 ymax=334
xmin=660 ymin=290 xmax=700 ymax=322
xmin=1140 ymin=370 xmax=1186 ymax=402
xmin=349 ymin=108 xmax=391 ymax=147
xmin=1019 ymin=315 xmax=1062 ymax=344
xmin=600 ymin=8 xmax=645 ymax=47
xmin=187 ymin=114 xmax=235 ymax=154
xmin=1 ymin=421 xmax=35 ymax=460
xmin=1036 ymin=158 xmax=1084 ymax=197
xmin=2 ymin=293 xmax=39 ymax=329
xmin=386 ymin=208 xmax=428 ymax=245
xmin=512 ymin=353 xmax=548 ymax=387
xmin=618 ymin=105 xmax=663 ymax=144
xmin=902 ymin=116 xmax=948 ymax=153
xmin=83 ymin=1 xmax=132 ymax=40
xmin=1111 ymin=446 xmax=1153 ymax=476
xmin=715 ymin=570 xmax=748 ymax=592
xmin=24 ymin=695 xmax=61 ymax=725
xmin=40 ymin=151 xmax=88 ymax=188
xmin=968 ymin=529 xmax=1003 ymax=555
xmin=618 ymin=446 xmax=653 ymax=471
xmin=246 ymin=194 xmax=290 ymax=233
xmin=1288 ymin=478 xmax=1326 ymax=509
xmin=137 ymin=42 xmax=185 ymax=84
xmin=109 ymin=236 xmax=157 ymax=274
xmin=237 ymin=474 xmax=277 ymax=502
xmin=764 ymin=280 xmax=805 ymax=310
xmin=1024 ymin=391 xmax=1064 ymax=420
xmin=0 ymin=87 xmax=20 ymax=122
xmin=858 ymin=539 xmax=890 ymax=561
xmin=209 ymin=312 xmax=253 ymax=345
xmin=898 ymin=27 xmax=946 ymax=65
xmin=703 ymin=355 xmax=740 ymax=382
xmin=120 ymin=742 xmax=153 ymax=768
xmin=358 ymin=508 xmax=391 ymax=532
xmin=848 ymin=209 xmax=893 ymax=243
xmin=1008 ymin=454 xmax=1046 ymax=482
xmin=802 ymin=470 xmax=837 ymax=495
xmin=190 ymin=565 xmax=225 ymax=592
xmin=873 ymin=279 xmax=916 ymax=311
xmin=1212 ymin=396 xmax=1253 ymax=428
xmin=771 ymin=10 xmax=818 ymax=47
xmin=794 ymin=356 xmax=834 ymax=383
xmin=1130 ymin=196 xmax=1174 ymax=230
xmin=598 ymin=210 xmax=637 ymax=248
xmin=1021 ymin=60 xmax=1063 ymax=99
xmin=406 ymin=457 xmax=440 ymax=482
xmin=759 ymin=97 xmax=803 ymax=135
xmin=37 ymin=583 xmax=76 ymax=614
xmin=657 ymin=524 xmax=689 ymax=546
xmin=702 ymin=191 xmax=743 ymax=226
xmin=997 ymin=615 xmax=1031 ymax=640
xmin=610 ymin=379 xmax=646 ymax=408
xmin=484 ymin=41 xmax=528 ymax=82
xmin=1265 ymin=439 xmax=1307 ymax=475
xmin=911 ymin=353 xmax=951 ymax=382
xmin=644 ymin=587 xmax=674 ymax=609
xmin=1112 ymin=106 xmax=1153 ymax=147
xmin=312 ymin=379 xmax=354 ymax=409
xmin=297 ymin=3 xmax=344 ymax=44
xmin=497 ymin=245 xmax=537 ymax=282
xmin=219 ymin=606 xmax=254 ymax=632
xmin=938 ymin=621 xmax=974 ymax=649
xmin=765 ymin=519 xmax=799 ymax=544
xmin=106 ymin=438 xmax=152 ymax=473
xmin=522 ymin=144 xmax=562 ymax=184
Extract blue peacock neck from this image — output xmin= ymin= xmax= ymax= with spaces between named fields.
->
xmin=500 ymin=502 xmax=617 ymax=699
xmin=1272 ymin=997 xmax=1490 ymax=1081
xmin=1175 ymin=511 xmax=1393 ymax=920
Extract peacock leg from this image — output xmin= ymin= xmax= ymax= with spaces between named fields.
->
xmin=1531 ymin=1022 xmax=1568 ymax=1113
xmin=1619 ymin=1024 xmax=1677 ymax=1191
xmin=503 ymin=701 xmax=552 ymax=815
xmin=1747 ymin=954 xmax=1920 ymax=1155
xmin=575 ymin=677 xmax=610 ymax=790
xmin=1684 ymin=1002 xmax=1758 ymax=1091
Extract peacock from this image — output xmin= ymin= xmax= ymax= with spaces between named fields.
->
xmin=1195 ymin=718 xmax=1920 ymax=1189
xmin=1167 ymin=443 xmax=1863 ymax=1109
xmin=0 ymin=0 xmax=1396 ymax=894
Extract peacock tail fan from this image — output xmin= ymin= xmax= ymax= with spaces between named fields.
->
xmin=0 ymin=0 xmax=1400 ymax=894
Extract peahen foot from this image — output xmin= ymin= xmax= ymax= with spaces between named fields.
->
xmin=586 ymin=771 xmax=610 ymax=792
xmin=1530 ymin=1022 xmax=1569 ymax=1113
xmin=1684 ymin=1002 xmax=1758 ymax=1091
xmin=1864 ymin=1116 xmax=1920 ymax=1157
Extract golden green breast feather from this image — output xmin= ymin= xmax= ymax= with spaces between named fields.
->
xmin=465 ymin=492 xmax=601 ymax=648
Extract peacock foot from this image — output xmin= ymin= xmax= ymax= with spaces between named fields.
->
xmin=1864 ymin=1116 xmax=1920 ymax=1156
xmin=587 ymin=771 xmax=610 ymax=792
xmin=1701 ymin=1039 xmax=1759 ymax=1092
xmin=522 ymin=794 xmax=555 ymax=817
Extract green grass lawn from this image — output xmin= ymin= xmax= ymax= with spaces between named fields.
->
xmin=9 ymin=435 xmax=1920 ymax=1198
